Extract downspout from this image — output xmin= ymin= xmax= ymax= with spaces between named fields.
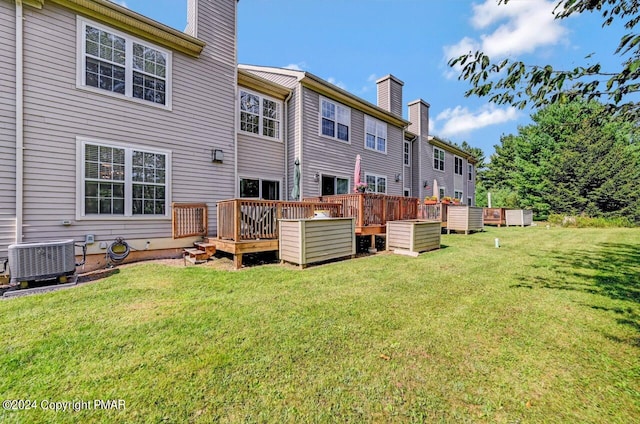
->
xmin=283 ymin=90 xmax=292 ymax=199
xmin=297 ymin=82 xmax=304 ymax=199
xmin=15 ymin=0 xmax=24 ymax=244
xmin=232 ymin=3 xmax=238 ymax=199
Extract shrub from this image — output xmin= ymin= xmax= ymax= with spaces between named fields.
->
xmin=547 ymin=214 xmax=635 ymax=228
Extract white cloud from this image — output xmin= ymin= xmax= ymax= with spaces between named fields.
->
xmin=443 ymin=36 xmax=480 ymax=79
xmin=327 ymin=77 xmax=347 ymax=90
xmin=112 ymin=0 xmax=128 ymax=7
xmin=367 ymin=74 xmax=378 ymax=82
xmin=284 ymin=62 xmax=306 ymax=71
xmin=434 ymin=104 xmax=519 ymax=137
xmin=443 ymin=0 xmax=566 ymax=77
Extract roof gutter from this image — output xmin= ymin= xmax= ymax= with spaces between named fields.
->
xmin=300 ymin=74 xmax=410 ymax=129
xmin=44 ymin=0 xmax=206 ymax=57
xmin=428 ymin=135 xmax=478 ymax=164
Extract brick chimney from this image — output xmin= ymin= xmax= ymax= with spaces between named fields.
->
xmin=376 ymin=75 xmax=404 ymax=117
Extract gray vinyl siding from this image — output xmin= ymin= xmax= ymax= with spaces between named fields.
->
xmin=0 ymin=0 xmax=16 ymax=254
xmin=422 ymin=141 xmax=474 ymax=201
xmin=466 ymin=161 xmax=475 ymax=205
xmin=18 ymin=1 xmax=236 ymax=244
xmin=379 ymin=79 xmax=403 ymax=118
xmin=237 ymin=133 xmax=285 ymax=187
xmin=411 ymin=139 xmax=420 ymax=199
xmin=377 ymin=83 xmax=389 ymax=114
xmin=236 ymin=84 xmax=287 ymax=192
xmin=286 ymin=87 xmax=300 ymax=200
xmin=243 ymin=70 xmax=299 ymax=89
xmin=300 ymin=87 xmax=404 ymax=197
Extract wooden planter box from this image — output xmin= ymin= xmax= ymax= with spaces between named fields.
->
xmin=386 ymin=220 xmax=441 ymax=256
xmin=505 ymin=209 xmax=533 ymax=227
xmin=447 ymin=206 xmax=484 ymax=234
xmin=279 ymin=217 xmax=356 ymax=268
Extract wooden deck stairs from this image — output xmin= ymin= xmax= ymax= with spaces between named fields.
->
xmin=183 ymin=239 xmax=217 ymax=264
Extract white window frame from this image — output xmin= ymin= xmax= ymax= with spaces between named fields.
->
xmin=238 ymin=88 xmax=283 ymax=142
xmin=468 ymin=164 xmax=474 ymax=181
xmin=433 ymin=147 xmax=445 ymax=172
xmin=76 ymin=17 xmax=172 ymax=110
xmin=319 ymin=97 xmax=351 ymax=143
xmin=320 ymin=174 xmax=350 ymax=196
xmin=467 ymin=196 xmax=473 ymax=206
xmin=404 ymin=141 xmax=411 ymax=166
xmin=454 ymin=190 xmax=463 ymax=200
xmin=454 ymin=156 xmax=463 ymax=176
xmin=404 ymin=188 xmax=411 ymax=197
xmin=239 ymin=176 xmax=282 ymax=200
xmin=365 ymin=173 xmax=387 ymax=194
xmin=76 ymin=137 xmax=172 ymax=220
xmin=364 ymin=116 xmax=387 ymax=154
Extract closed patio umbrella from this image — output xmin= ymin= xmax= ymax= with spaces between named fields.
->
xmin=291 ymin=158 xmax=300 ymax=200
xmin=354 ymin=154 xmax=361 ymax=192
xmin=433 ymin=179 xmax=439 ymax=200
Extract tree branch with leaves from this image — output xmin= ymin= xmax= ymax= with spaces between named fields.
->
xmin=449 ymin=0 xmax=639 ymax=119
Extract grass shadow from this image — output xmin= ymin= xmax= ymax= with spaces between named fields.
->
xmin=512 ymin=241 xmax=640 ymax=343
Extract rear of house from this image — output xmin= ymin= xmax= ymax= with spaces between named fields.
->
xmin=238 ymin=65 xmax=410 ymax=200
xmin=1 ymin=0 xmax=238 ymax=271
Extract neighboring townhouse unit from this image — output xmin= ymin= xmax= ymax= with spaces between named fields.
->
xmin=237 ymin=65 xmax=412 ymax=201
xmin=1 ymin=0 xmax=237 ymax=268
xmin=236 ymin=65 xmax=477 ymax=205
xmin=236 ymin=69 xmax=292 ymax=202
xmin=405 ymin=96 xmax=477 ymax=205
xmin=426 ymin=135 xmax=477 ymax=206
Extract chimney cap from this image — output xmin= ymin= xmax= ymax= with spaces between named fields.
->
xmin=408 ymin=98 xmax=431 ymax=108
xmin=375 ymin=74 xmax=404 ymax=86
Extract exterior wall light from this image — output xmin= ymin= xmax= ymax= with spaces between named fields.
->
xmin=212 ymin=149 xmax=224 ymax=163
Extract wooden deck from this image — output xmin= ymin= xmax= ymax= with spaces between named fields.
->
xmin=306 ymin=193 xmax=419 ymax=235
xmin=483 ymin=207 xmax=507 ymax=227
xmin=417 ymin=203 xmax=449 ymax=227
xmin=214 ymin=199 xmax=343 ymax=268
xmin=173 ymin=195 xmax=447 ymax=269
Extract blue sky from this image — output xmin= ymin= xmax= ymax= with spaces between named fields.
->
xmin=112 ymin=0 xmax=626 ymax=158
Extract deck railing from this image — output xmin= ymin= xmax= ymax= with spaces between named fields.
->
xmin=417 ymin=203 xmax=449 ymax=223
xmin=483 ymin=207 xmax=507 ymax=226
xmin=216 ymin=199 xmax=343 ymax=242
xmin=306 ymin=193 xmax=419 ymax=229
xmin=172 ymin=202 xmax=208 ymax=238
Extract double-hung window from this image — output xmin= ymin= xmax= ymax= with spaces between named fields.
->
xmin=79 ymin=18 xmax=171 ymax=107
xmin=433 ymin=147 xmax=445 ymax=171
xmin=454 ymin=156 xmax=463 ymax=175
xmin=468 ymin=164 xmax=474 ymax=181
xmin=365 ymin=173 xmax=387 ymax=194
xmin=321 ymin=98 xmax=350 ymax=142
xmin=239 ymin=89 xmax=282 ymax=140
xmin=365 ymin=116 xmax=387 ymax=153
xmin=404 ymin=141 xmax=410 ymax=166
xmin=454 ymin=190 xmax=463 ymax=201
xmin=80 ymin=139 xmax=170 ymax=218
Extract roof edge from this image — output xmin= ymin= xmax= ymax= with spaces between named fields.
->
xmin=47 ymin=0 xmax=205 ymax=57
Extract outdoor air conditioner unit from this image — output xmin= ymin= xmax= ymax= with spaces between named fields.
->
xmin=8 ymin=239 xmax=77 ymax=284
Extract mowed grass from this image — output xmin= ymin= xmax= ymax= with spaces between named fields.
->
xmin=1 ymin=226 xmax=639 ymax=423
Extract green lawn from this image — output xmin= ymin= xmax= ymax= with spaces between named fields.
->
xmin=1 ymin=226 xmax=639 ymax=423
